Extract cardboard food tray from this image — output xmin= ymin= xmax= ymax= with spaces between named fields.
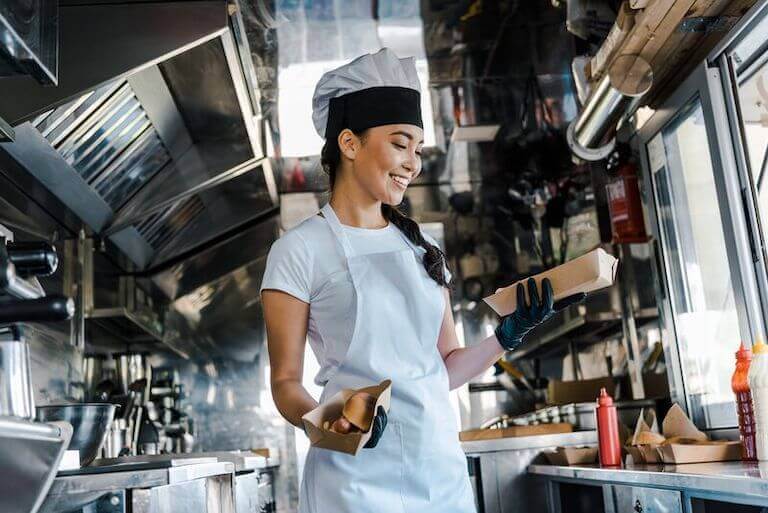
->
xmin=545 ymin=446 xmax=598 ymax=466
xmin=484 ymin=248 xmax=619 ymax=317
xmin=459 ymin=423 xmax=573 ymax=442
xmin=658 ymin=440 xmax=742 ymax=464
xmin=302 ymin=379 xmax=392 ymax=456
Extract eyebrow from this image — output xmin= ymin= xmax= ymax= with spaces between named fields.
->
xmin=389 ymin=130 xmax=425 ymax=145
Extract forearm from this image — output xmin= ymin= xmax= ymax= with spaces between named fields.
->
xmin=272 ymin=378 xmax=319 ymax=428
xmin=443 ymin=335 xmax=505 ymax=390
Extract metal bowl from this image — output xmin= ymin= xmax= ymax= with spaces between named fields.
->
xmin=36 ymin=403 xmax=116 ymax=466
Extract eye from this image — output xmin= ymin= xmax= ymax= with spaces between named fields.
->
xmin=392 ymin=142 xmax=407 ymax=150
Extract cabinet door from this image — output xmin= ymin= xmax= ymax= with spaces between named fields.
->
xmin=612 ymin=485 xmax=682 ymax=513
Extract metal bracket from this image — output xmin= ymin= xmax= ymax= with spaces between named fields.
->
xmin=0 ymin=114 xmax=14 ymax=142
xmin=678 ymin=16 xmax=739 ymax=34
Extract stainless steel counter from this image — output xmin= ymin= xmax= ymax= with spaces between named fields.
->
xmin=40 ymin=460 xmax=234 ymax=513
xmin=462 ymin=430 xmax=598 ymax=454
xmin=529 ymin=461 xmax=768 ymax=499
xmin=461 ymin=431 xmax=598 ymax=513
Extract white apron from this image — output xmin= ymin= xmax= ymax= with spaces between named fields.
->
xmin=299 ymin=204 xmax=476 ymax=513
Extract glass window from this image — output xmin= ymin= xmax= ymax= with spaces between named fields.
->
xmin=736 ymin=57 xmax=768 ymax=252
xmin=648 ymin=99 xmax=741 ymax=429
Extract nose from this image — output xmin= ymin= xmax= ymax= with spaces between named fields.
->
xmin=403 ymin=151 xmax=420 ymax=176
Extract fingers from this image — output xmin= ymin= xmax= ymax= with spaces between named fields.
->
xmin=527 ymin=278 xmax=540 ymax=312
xmin=553 ymin=292 xmax=587 ymax=312
xmin=377 ymin=405 xmax=388 ymax=431
xmin=541 ymin=278 xmax=554 ymax=311
xmin=364 ymin=406 xmax=388 ymax=449
xmin=515 ymin=283 xmax=527 ymax=314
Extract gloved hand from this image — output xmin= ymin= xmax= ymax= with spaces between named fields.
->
xmin=363 ymin=406 xmax=388 ymax=449
xmin=495 ymin=278 xmax=586 ymax=351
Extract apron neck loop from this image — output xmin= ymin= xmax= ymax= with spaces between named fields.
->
xmin=320 ymin=203 xmax=354 ymax=259
xmin=320 ymin=203 xmax=422 ymax=257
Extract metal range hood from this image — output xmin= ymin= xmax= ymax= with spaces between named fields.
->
xmin=0 ymin=0 xmax=280 ymax=354
xmin=0 ymin=0 xmax=278 ymax=273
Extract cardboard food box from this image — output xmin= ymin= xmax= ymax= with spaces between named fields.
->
xmin=545 ymin=446 xmax=599 ymax=466
xmin=626 ymin=404 xmax=743 ymax=464
xmin=546 ymin=377 xmax=616 ymax=406
xmin=302 ymin=379 xmax=392 ymax=456
xmin=459 ymin=423 xmax=573 ymax=442
xmin=657 ymin=439 xmax=742 ymax=464
xmin=484 ymin=248 xmax=618 ymax=317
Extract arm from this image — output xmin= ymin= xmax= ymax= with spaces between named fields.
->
xmin=262 ymin=289 xmax=319 ymax=428
xmin=437 ymin=288 xmax=505 ymax=391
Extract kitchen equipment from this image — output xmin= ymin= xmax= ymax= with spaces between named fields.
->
xmin=0 ymin=328 xmax=35 ymax=419
xmin=36 ymin=403 xmax=117 ymax=466
xmin=103 ymin=418 xmax=128 ymax=459
xmin=113 ymin=351 xmax=149 ymax=395
xmin=0 ymin=417 xmax=72 ymax=513
xmin=0 ymin=295 xmax=74 ymax=323
xmin=6 ymin=241 xmax=59 ymax=278
xmin=596 ymin=388 xmax=621 ymax=466
xmin=83 ymin=354 xmax=106 ymax=400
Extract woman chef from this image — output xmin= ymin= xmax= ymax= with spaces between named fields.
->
xmin=260 ymin=49 xmax=583 ymax=513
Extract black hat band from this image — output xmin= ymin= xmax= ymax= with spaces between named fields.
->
xmin=325 ymin=86 xmax=422 ymax=140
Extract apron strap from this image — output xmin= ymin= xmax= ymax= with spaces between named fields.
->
xmin=320 ymin=203 xmax=423 ymax=257
xmin=320 ymin=203 xmax=354 ymax=259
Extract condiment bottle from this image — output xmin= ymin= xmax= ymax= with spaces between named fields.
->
xmin=596 ymin=387 xmax=621 ymax=466
xmin=732 ymin=342 xmax=757 ymax=461
xmin=748 ymin=339 xmax=768 ymax=460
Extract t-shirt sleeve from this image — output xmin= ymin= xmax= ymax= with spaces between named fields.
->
xmin=423 ymin=232 xmax=453 ymax=284
xmin=260 ymin=230 xmax=313 ymax=303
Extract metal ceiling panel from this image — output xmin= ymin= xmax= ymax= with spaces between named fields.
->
xmin=0 ymin=1 xmax=228 ymax=125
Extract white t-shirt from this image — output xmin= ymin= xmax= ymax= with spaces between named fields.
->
xmin=260 ymin=214 xmax=448 ymax=386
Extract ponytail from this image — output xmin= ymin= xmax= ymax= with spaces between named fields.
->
xmin=320 ymin=135 xmax=451 ymax=288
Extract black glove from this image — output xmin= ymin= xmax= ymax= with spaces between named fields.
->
xmin=494 ymin=277 xmax=586 ymax=351
xmin=363 ymin=406 xmax=388 ymax=449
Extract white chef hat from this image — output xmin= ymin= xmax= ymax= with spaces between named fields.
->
xmin=312 ymin=48 xmax=423 ymax=139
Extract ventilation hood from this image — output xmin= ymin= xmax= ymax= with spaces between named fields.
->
xmin=0 ymin=0 xmax=278 ymax=273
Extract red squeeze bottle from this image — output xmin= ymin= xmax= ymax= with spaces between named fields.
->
xmin=596 ymin=388 xmax=622 ymax=467
xmin=732 ymin=342 xmax=757 ymax=461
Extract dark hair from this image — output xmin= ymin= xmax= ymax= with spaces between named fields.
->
xmin=320 ymin=131 xmax=451 ymax=287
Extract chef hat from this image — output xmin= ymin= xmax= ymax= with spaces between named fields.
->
xmin=312 ymin=48 xmax=423 ymax=139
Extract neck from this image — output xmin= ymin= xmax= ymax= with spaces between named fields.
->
xmin=329 ymin=174 xmax=387 ymax=229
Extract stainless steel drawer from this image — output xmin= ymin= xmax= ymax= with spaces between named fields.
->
xmin=611 ymin=485 xmax=682 ymax=513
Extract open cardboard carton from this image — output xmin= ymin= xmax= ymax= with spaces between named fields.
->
xmin=302 ymin=379 xmax=392 ymax=456
xmin=483 ymin=248 xmax=619 ymax=316
xmin=627 ymin=404 xmax=742 ymax=464
xmin=545 ymin=446 xmax=599 ymax=466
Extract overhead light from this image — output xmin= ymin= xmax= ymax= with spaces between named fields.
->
xmin=451 ymin=124 xmax=500 ymax=142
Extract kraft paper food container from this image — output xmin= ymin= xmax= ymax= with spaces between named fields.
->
xmin=302 ymin=379 xmax=392 ymax=456
xmin=657 ymin=440 xmax=742 ymax=464
xmin=661 ymin=404 xmax=707 ymax=441
xmin=483 ymin=248 xmax=619 ymax=317
xmin=544 ymin=446 xmax=598 ymax=466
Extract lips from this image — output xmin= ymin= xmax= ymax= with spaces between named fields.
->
xmin=390 ymin=174 xmax=409 ymax=189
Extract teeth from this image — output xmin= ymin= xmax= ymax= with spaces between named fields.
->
xmin=391 ymin=175 xmax=409 ymax=188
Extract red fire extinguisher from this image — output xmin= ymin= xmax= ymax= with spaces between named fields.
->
xmin=606 ymin=161 xmax=648 ymax=244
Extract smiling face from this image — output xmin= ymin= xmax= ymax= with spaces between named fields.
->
xmin=338 ymin=124 xmax=424 ymax=206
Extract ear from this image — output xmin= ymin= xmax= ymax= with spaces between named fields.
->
xmin=337 ymin=129 xmax=360 ymax=161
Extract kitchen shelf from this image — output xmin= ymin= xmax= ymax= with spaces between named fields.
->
xmin=506 ymin=307 xmax=658 ymax=363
